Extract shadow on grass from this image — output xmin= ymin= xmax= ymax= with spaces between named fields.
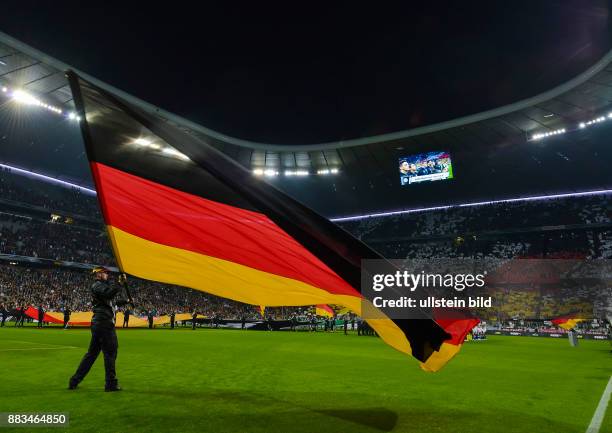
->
xmin=139 ymin=388 xmax=397 ymax=431
xmin=133 ymin=388 xmax=586 ymax=433
xmin=314 ymin=408 xmax=397 ymax=431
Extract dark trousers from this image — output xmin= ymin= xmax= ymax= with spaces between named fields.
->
xmin=123 ymin=317 xmax=129 ymax=328
xmin=71 ymin=327 xmax=118 ymax=387
xmin=1 ymin=313 xmax=5 ymax=327
xmin=170 ymin=319 xmax=175 ymax=329
xmin=64 ymin=318 xmax=69 ymax=328
xmin=38 ymin=315 xmax=44 ymax=327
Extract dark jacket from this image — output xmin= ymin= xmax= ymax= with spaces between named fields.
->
xmin=91 ymin=280 xmax=128 ymax=329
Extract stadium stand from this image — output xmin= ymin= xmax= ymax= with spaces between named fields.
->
xmin=0 ymin=169 xmax=609 ymax=329
xmin=0 ymin=31 xmax=609 ymax=333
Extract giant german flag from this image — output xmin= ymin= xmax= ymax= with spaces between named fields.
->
xmin=67 ymin=71 xmax=477 ymax=371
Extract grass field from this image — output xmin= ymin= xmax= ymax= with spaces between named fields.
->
xmin=0 ymin=326 xmax=610 ymax=433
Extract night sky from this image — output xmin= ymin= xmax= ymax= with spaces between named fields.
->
xmin=0 ymin=1 xmax=610 ymax=144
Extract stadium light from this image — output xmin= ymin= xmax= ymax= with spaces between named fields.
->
xmin=10 ymin=89 xmax=64 ymax=115
xmin=531 ymin=128 xmax=566 ymax=141
xmin=583 ymin=116 xmax=607 ymax=128
xmin=317 ymin=168 xmax=340 ymax=175
xmin=68 ymin=112 xmax=82 ymax=122
xmin=285 ymin=170 xmax=309 ymax=176
xmin=530 ymin=108 xmax=612 ymax=141
xmin=12 ymin=89 xmax=39 ymax=105
xmin=256 ymin=168 xmax=338 ymax=176
xmin=253 ymin=168 xmax=286 ymax=176
xmin=0 ymin=84 xmax=86 ymax=122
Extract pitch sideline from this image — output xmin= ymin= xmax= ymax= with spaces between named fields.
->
xmin=0 ymin=338 xmax=79 ymax=351
xmin=0 ymin=347 xmax=79 ymax=351
xmin=586 ymin=375 xmax=612 ymax=433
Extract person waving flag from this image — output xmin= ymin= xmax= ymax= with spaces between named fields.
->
xmin=67 ymin=71 xmax=477 ymax=372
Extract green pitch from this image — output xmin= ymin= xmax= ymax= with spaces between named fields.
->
xmin=0 ymin=327 xmax=610 ymax=433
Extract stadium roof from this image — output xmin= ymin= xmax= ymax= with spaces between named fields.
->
xmin=1 ymin=31 xmax=611 ymax=216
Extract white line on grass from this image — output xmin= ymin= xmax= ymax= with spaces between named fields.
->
xmin=586 ymin=375 xmax=612 ymax=433
xmin=0 ymin=347 xmax=78 ymax=351
xmin=2 ymin=339 xmax=77 ymax=348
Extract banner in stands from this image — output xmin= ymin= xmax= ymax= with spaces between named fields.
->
xmin=192 ymin=318 xmax=316 ymax=331
xmin=20 ymin=307 xmax=322 ymax=331
xmin=24 ymin=307 xmax=192 ymax=328
xmin=487 ymin=330 xmax=609 ymax=340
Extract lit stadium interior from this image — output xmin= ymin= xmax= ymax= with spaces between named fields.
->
xmin=0 ymin=12 xmax=610 ymax=433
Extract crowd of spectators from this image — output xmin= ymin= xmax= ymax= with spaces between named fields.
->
xmin=0 ymin=170 xmax=610 ymax=325
xmin=0 ymin=263 xmax=304 ymax=320
xmin=0 ymin=167 xmax=99 ymax=218
xmin=0 ymin=196 xmax=609 ymax=266
xmin=372 ymin=230 xmax=610 ymax=260
xmin=0 ymin=213 xmax=114 ymax=265
xmin=481 ymin=285 xmax=610 ymax=322
xmin=341 ymin=195 xmax=610 ymax=240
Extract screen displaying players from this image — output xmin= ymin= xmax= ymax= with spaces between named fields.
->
xmin=399 ymin=151 xmax=453 ymax=186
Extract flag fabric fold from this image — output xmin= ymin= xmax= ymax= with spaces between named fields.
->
xmin=316 ymin=305 xmax=335 ymax=318
xmin=67 ymin=71 xmax=476 ymax=371
xmin=552 ymin=315 xmax=585 ymax=330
